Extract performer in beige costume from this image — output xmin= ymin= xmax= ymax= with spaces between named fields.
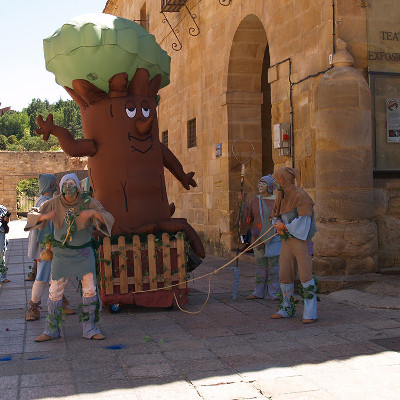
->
xmin=270 ymin=167 xmax=318 ymax=324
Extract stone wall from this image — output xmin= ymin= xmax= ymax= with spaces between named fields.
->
xmin=0 ymin=151 xmax=87 ymax=218
xmin=103 ymin=1 xmax=400 ymax=270
xmin=105 ymin=0 xmax=334 ymax=257
xmin=374 ymin=179 xmax=400 ymax=268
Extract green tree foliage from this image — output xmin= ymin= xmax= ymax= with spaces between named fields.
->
xmin=17 ymin=178 xmax=39 ymax=198
xmin=0 ymin=110 xmax=29 ymax=139
xmin=26 ymin=99 xmax=49 ymax=135
xmin=0 ymin=135 xmax=7 ymax=150
xmin=0 ymin=98 xmax=82 ymax=150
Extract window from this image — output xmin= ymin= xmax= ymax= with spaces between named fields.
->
xmin=162 ymin=130 xmax=168 ymax=147
xmin=140 ymin=3 xmax=148 ymax=31
xmin=187 ymin=118 xmax=197 ymax=148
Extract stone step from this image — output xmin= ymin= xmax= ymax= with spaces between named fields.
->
xmin=315 ymin=275 xmax=375 ymax=294
xmin=380 ymin=266 xmax=400 ymax=275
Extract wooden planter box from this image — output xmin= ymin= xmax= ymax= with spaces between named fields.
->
xmin=98 ymin=232 xmax=188 ymax=309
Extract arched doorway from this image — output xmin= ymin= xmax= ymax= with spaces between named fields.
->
xmin=227 ymin=14 xmax=271 ymax=196
xmin=226 ymin=14 xmax=271 ymax=251
xmin=261 ymin=45 xmax=273 ymax=175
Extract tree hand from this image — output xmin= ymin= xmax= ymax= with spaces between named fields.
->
xmin=35 ymin=114 xmax=55 ymax=141
xmin=182 ymin=172 xmax=197 ymax=190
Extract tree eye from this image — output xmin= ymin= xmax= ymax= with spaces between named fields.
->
xmin=126 ymin=107 xmax=137 ymax=118
xmin=142 ymin=107 xmax=150 ymax=118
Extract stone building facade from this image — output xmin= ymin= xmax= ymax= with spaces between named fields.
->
xmin=101 ymin=0 xmax=399 ymax=274
xmin=0 ymin=151 xmax=87 ymax=218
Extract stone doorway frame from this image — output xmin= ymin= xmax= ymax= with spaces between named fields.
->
xmin=224 ymin=14 xmax=271 ymax=249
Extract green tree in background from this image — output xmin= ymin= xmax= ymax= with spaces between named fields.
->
xmin=0 ymin=135 xmax=7 ymax=150
xmin=26 ymin=99 xmax=49 ymax=135
xmin=17 ymin=178 xmax=39 ymax=198
xmin=0 ymin=98 xmax=82 ymax=150
xmin=0 ymin=110 xmax=29 ymax=139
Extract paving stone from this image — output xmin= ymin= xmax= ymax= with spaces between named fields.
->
xmin=126 ymin=362 xmax=180 ymax=379
xmin=21 ymin=371 xmax=73 ymax=388
xmin=23 ymin=357 xmax=70 ymax=374
xmin=157 ymin=338 xmax=205 ymax=352
xmin=163 ymin=348 xmax=216 ymax=361
xmin=118 ymin=352 xmax=169 ymax=368
xmin=19 ymin=384 xmax=76 ymax=400
xmin=0 ymin=375 xmax=18 ymax=389
xmin=175 ymin=357 xmax=228 ymax=373
xmin=237 ymin=365 xmax=300 ymax=381
xmin=0 ymin=388 xmax=19 ymax=400
xmin=71 ymin=367 xmax=127 ymax=383
xmin=0 ymin=360 xmax=23 ymax=376
xmin=0 ymin=344 xmax=24 ymax=355
xmin=185 ymin=369 xmax=242 ymax=386
xmin=133 ymin=380 xmax=203 ymax=400
xmin=328 ymin=384 xmax=399 ymax=400
xmin=269 ymin=390 xmax=336 ymax=400
xmin=254 ymin=375 xmax=320 ymax=396
xmin=196 ymin=381 xmax=262 ymax=400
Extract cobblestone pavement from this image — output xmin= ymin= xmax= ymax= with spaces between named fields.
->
xmin=1 ymin=221 xmax=400 ymax=400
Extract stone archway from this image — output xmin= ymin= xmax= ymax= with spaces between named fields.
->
xmin=226 ymin=14 xmax=271 ymax=249
xmin=227 ymin=14 xmax=270 ymax=194
xmin=0 ymin=151 xmax=87 ymax=218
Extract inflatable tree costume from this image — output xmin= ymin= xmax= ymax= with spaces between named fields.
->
xmin=35 ymin=14 xmax=205 ymax=261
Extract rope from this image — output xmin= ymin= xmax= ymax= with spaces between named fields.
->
xmin=173 ymin=276 xmax=212 ymax=314
xmin=129 ymin=225 xmax=277 ymax=295
xmin=102 ymin=225 xmax=279 ymax=314
xmin=170 ymin=230 xmax=278 ymax=314
xmin=62 ymin=208 xmax=75 ymax=246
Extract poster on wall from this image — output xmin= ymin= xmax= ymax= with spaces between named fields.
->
xmin=386 ymin=98 xmax=400 ymax=142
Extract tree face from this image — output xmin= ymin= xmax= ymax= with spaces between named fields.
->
xmin=77 ymin=84 xmax=169 ymax=234
xmin=83 ymin=94 xmax=159 ymax=152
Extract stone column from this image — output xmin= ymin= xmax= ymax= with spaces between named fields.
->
xmin=313 ymin=39 xmax=378 ymax=275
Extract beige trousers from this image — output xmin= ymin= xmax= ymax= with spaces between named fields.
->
xmin=49 ymin=273 xmax=96 ymax=301
xmin=279 ymin=237 xmax=312 ymax=284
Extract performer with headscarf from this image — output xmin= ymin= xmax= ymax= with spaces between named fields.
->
xmin=240 ymin=175 xmax=281 ymax=300
xmin=270 ymin=167 xmax=317 ymax=324
xmin=0 ymin=208 xmax=11 ymax=283
xmin=25 ymin=174 xmax=75 ymax=321
xmin=25 ymin=173 xmax=114 ymax=341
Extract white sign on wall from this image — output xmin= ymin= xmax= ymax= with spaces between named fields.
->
xmin=386 ymin=98 xmax=400 ymax=142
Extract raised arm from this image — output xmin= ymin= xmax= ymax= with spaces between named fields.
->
xmin=161 ymin=143 xmax=197 ymax=190
xmin=36 ymin=114 xmax=97 ymax=157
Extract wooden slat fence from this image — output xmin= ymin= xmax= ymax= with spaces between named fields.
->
xmin=99 ymin=232 xmax=187 ymax=295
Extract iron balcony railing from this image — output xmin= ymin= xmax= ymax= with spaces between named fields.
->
xmin=161 ymin=0 xmax=187 ymax=13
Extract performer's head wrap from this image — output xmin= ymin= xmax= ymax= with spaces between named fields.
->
xmin=259 ymin=175 xmax=275 ymax=194
xmin=59 ymin=173 xmax=81 ymax=193
xmin=38 ymin=174 xmax=57 ymax=195
xmin=272 ymin=167 xmax=314 ymax=217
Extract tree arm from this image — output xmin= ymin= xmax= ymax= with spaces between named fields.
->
xmin=161 ymin=143 xmax=196 ymax=189
xmin=36 ymin=114 xmax=97 ymax=157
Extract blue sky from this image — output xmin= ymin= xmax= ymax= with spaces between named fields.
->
xmin=0 ymin=0 xmax=107 ymax=111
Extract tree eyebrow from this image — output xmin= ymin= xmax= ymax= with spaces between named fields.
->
xmin=110 ymin=104 xmax=113 ymax=118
